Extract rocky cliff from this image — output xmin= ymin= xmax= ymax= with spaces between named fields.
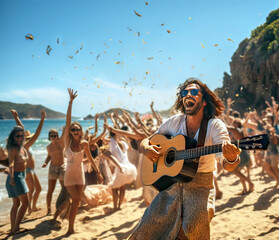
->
xmin=215 ymin=9 xmax=279 ymax=114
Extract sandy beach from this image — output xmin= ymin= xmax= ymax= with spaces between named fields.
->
xmin=0 ymin=165 xmax=279 ymax=240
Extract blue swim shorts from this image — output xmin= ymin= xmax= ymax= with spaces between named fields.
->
xmin=6 ymin=171 xmax=29 ymax=198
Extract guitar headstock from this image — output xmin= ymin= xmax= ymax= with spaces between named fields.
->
xmin=239 ymin=134 xmax=269 ymax=150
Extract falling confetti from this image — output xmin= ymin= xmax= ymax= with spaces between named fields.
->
xmin=189 ymin=17 xmax=192 ymax=20
xmin=142 ymin=39 xmax=146 ymax=44
xmin=90 ymin=103 xmax=94 ymax=110
xmin=25 ymin=33 xmax=34 ymax=40
xmin=235 ymin=93 xmax=239 ymax=97
xmin=134 ymin=10 xmax=142 ymax=17
xmin=80 ymin=43 xmax=83 ymax=50
xmin=202 ymin=58 xmax=206 ymax=61
xmin=167 ymin=29 xmax=171 ymax=34
xmin=68 ymin=56 xmax=73 ymax=59
xmin=147 ymin=57 xmax=154 ymax=60
xmin=145 ymin=2 xmax=149 ymax=5
xmin=57 ymin=38 xmax=59 ymax=44
xmin=119 ymin=40 xmax=123 ymax=43
xmin=201 ymin=43 xmax=205 ymax=48
xmin=213 ymin=44 xmax=218 ymax=47
xmin=89 ymin=52 xmax=93 ymax=54
xmin=96 ymin=54 xmax=100 ymax=60
xmin=127 ymin=27 xmax=132 ymax=31
xmin=83 ymin=77 xmax=86 ymax=80
xmin=46 ymin=45 xmax=52 ymax=55
xmin=75 ymin=50 xmax=79 ymax=54
xmin=161 ymin=23 xmax=164 ymax=26
xmin=146 ymin=71 xmax=149 ymax=75
xmin=138 ymin=32 xmax=140 ymax=37
xmin=227 ymin=38 xmax=234 ymax=43
xmin=115 ymin=61 xmax=120 ymax=64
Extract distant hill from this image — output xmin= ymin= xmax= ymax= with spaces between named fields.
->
xmin=83 ymin=107 xmax=173 ymax=120
xmin=0 ymin=101 xmax=65 ymax=119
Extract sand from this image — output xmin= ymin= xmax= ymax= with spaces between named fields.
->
xmin=0 ymin=165 xmax=279 ymax=240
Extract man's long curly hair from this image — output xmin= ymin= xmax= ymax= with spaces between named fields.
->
xmin=174 ymin=78 xmax=225 ymax=119
xmin=6 ymin=126 xmax=25 ymax=151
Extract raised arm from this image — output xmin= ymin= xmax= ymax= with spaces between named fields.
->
xmin=150 ymin=101 xmax=162 ymax=126
xmin=11 ymin=109 xmax=24 ymax=129
xmin=64 ymin=88 xmax=78 ymax=148
xmin=90 ymin=114 xmax=108 ymax=145
xmin=24 ymin=109 xmax=46 ymax=150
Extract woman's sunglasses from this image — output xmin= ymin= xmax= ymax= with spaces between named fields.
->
xmin=50 ymin=135 xmax=58 ymax=138
xmin=180 ymin=88 xmax=200 ymax=98
xmin=71 ymin=128 xmax=81 ymax=132
xmin=15 ymin=135 xmax=24 ymax=139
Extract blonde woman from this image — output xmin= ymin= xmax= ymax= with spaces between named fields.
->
xmin=64 ymin=88 xmax=103 ymax=234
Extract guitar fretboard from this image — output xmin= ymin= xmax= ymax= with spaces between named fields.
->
xmin=175 ymin=143 xmax=224 ymax=160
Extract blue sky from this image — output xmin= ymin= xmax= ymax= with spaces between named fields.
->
xmin=0 ymin=0 xmax=278 ymax=117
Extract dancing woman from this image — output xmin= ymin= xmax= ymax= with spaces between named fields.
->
xmin=64 ymin=88 xmax=103 ymax=234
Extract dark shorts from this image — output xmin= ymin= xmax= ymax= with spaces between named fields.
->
xmin=6 ymin=172 xmax=29 ymax=198
xmin=48 ymin=164 xmax=66 ymax=180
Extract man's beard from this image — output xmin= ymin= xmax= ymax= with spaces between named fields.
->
xmin=185 ymin=101 xmax=203 ymax=116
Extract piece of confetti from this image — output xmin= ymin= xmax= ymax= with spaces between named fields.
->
xmin=145 ymin=2 xmax=149 ymax=5
xmin=46 ymin=45 xmax=52 ymax=55
xmin=142 ymin=39 xmax=146 ymax=44
xmin=68 ymin=56 xmax=73 ymax=59
xmin=189 ymin=17 xmax=192 ymax=20
xmin=167 ymin=29 xmax=171 ymax=34
xmin=75 ymin=50 xmax=79 ymax=54
xmin=57 ymin=38 xmax=59 ymax=44
xmin=201 ymin=43 xmax=205 ymax=48
xmin=213 ymin=44 xmax=218 ymax=47
xmin=90 ymin=103 xmax=94 ymax=110
xmin=147 ymin=57 xmax=154 ymax=60
xmin=227 ymin=38 xmax=234 ymax=42
xmin=25 ymin=33 xmax=34 ymax=40
xmin=115 ymin=61 xmax=120 ymax=64
xmin=134 ymin=10 xmax=142 ymax=17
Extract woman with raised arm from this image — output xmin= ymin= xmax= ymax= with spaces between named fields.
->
xmin=11 ymin=109 xmax=46 ymax=214
xmin=5 ymin=126 xmax=29 ymax=234
xmin=64 ymin=88 xmax=103 ymax=234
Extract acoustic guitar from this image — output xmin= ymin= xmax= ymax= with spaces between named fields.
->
xmin=141 ymin=134 xmax=269 ymax=192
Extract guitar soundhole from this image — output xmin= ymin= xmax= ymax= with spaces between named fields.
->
xmin=166 ymin=150 xmax=175 ymax=165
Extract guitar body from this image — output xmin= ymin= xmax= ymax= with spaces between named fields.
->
xmin=142 ymin=134 xmax=199 ymax=192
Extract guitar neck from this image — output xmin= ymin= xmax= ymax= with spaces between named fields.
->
xmin=176 ymin=143 xmax=224 ymax=160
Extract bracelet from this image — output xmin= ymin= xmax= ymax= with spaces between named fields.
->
xmin=69 ymin=102 xmax=73 ymax=104
xmin=225 ymin=155 xmax=240 ymax=164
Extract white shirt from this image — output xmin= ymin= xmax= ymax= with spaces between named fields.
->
xmin=156 ymin=114 xmax=230 ymax=172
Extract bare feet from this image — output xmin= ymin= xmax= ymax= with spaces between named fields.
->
xmin=46 ymin=208 xmax=51 ymax=216
xmin=32 ymin=207 xmax=41 ymax=212
xmin=248 ymin=183 xmax=254 ymax=193
xmin=236 ymin=190 xmax=248 ymax=195
xmin=66 ymin=229 xmax=76 ymax=235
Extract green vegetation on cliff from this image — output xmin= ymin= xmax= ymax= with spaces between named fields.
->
xmin=0 ymin=101 xmax=65 ymax=119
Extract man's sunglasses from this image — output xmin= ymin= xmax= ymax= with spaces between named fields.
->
xmin=180 ymin=88 xmax=200 ymax=98
xmin=15 ymin=135 xmax=24 ymax=139
xmin=50 ymin=135 xmax=58 ymax=138
xmin=71 ymin=128 xmax=81 ymax=132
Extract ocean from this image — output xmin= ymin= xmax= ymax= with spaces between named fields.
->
xmin=0 ymin=118 xmax=107 ymax=224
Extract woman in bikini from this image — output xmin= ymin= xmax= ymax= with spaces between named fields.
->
xmin=11 ymin=109 xmax=46 ymax=214
xmin=64 ymin=88 xmax=103 ymax=234
xmin=5 ymin=126 xmax=29 ymax=235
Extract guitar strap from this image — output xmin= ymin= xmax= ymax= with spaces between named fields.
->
xmin=197 ymin=117 xmax=209 ymax=148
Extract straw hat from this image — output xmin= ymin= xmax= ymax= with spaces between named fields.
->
xmin=25 ymin=130 xmax=35 ymax=139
